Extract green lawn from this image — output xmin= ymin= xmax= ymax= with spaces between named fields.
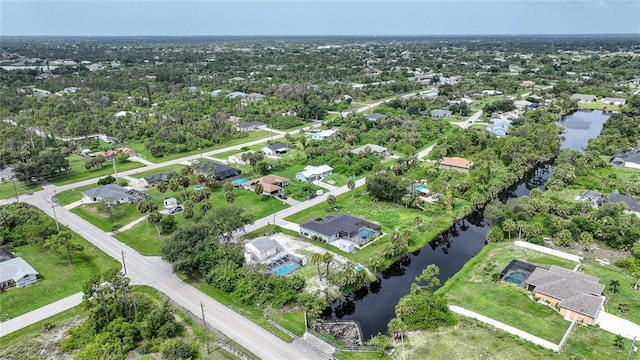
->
xmin=130 ymin=163 xmax=186 ymax=179
xmin=580 ymin=259 xmax=640 ymax=324
xmin=438 ymin=242 xmax=580 ymax=344
xmin=578 ymin=101 xmax=621 ymax=111
xmin=114 ymin=214 xmax=192 ymax=256
xmin=284 ymin=189 xmax=471 ymax=268
xmin=0 ymin=181 xmax=43 ymax=201
xmin=71 ymin=202 xmax=143 ymax=232
xmin=48 ymin=155 xmax=146 ymax=186
xmin=0 ymin=239 xmax=120 ymax=318
xmin=127 ymin=130 xmax=272 ymax=163
xmin=268 ymin=310 xmax=306 ymax=336
xmin=52 ymin=183 xmax=99 ymax=206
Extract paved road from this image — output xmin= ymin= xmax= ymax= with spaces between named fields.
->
xmin=450 ymin=110 xmax=483 ymax=130
xmin=595 ymin=311 xmax=640 ymax=340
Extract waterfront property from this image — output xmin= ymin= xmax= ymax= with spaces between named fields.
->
xmin=576 ymin=190 xmax=604 ymax=208
xmin=602 ymin=97 xmax=626 ymax=106
xmin=82 ymin=184 xmax=148 ymax=204
xmin=438 ymin=157 xmax=473 ymax=173
xmin=525 ymin=265 xmax=605 ymax=324
xmin=605 ymin=193 xmax=640 ymax=217
xmin=0 ymin=250 xmax=39 ymax=289
xmin=243 ymin=236 xmax=305 ymax=276
xmin=300 ymin=213 xmax=381 ymax=246
xmin=571 ymin=94 xmax=597 ymax=103
xmin=610 ymin=151 xmax=640 ymax=169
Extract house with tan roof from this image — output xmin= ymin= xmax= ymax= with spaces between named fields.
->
xmin=244 ymin=174 xmax=290 ymax=196
xmin=438 ymin=157 xmax=473 ymax=173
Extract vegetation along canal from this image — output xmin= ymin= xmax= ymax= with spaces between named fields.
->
xmin=324 ymin=110 xmax=610 ymax=340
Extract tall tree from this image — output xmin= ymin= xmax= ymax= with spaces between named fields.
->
xmin=347 ymin=178 xmax=355 ymax=203
xmin=254 ymin=183 xmax=264 ymax=202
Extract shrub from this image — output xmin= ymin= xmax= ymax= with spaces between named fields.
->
xmin=160 ymin=339 xmax=194 ymax=360
xmin=98 ymin=175 xmax=116 ymax=185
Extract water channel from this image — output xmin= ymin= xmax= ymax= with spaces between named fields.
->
xmin=323 ymin=110 xmax=610 ymax=340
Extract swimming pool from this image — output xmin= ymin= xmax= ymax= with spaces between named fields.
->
xmin=272 ymin=263 xmax=299 ymax=276
xmin=359 ymin=228 xmax=376 ymax=240
xmin=504 ymin=271 xmax=527 ymax=285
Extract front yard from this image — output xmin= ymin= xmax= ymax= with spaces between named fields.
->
xmin=71 ymin=202 xmax=142 ymax=232
xmin=0 ymin=181 xmax=42 ymax=201
xmin=48 ymin=155 xmax=146 ymax=186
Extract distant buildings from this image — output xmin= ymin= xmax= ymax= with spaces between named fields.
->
xmin=236 ymin=121 xmax=267 ymax=132
xmin=438 ymin=157 xmax=473 ymax=173
xmin=192 ymin=160 xmax=242 ymax=181
xmin=571 ymin=94 xmax=597 ymax=103
xmin=300 ymin=213 xmax=381 ymax=246
xmin=602 ymin=97 xmax=626 ymax=106
xmin=261 ymin=143 xmax=288 ymax=156
xmin=430 ymin=109 xmax=453 ymax=118
xmin=610 ymin=151 xmax=640 ymax=169
xmin=295 ymin=165 xmax=333 ymax=182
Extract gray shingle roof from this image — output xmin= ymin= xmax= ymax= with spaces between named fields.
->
xmin=350 ymin=144 xmax=388 ymax=155
xmin=142 ymin=171 xmax=177 ymax=184
xmin=265 ymin=143 xmax=288 ymax=152
xmin=237 ymin=121 xmax=266 ymax=129
xmin=301 ymin=214 xmax=379 ymax=238
xmin=430 ymin=109 xmax=453 ymax=117
xmin=0 ymin=257 xmax=38 ymax=284
xmin=606 ymin=193 xmax=640 ymax=213
xmin=194 ymin=160 xmax=241 ymax=180
xmin=526 ymin=266 xmax=604 ymax=318
xmin=83 ymin=184 xmax=130 ymax=200
xmin=247 ymin=236 xmax=282 ymax=254
xmin=612 ymin=152 xmax=640 ymax=164
xmin=365 ymin=113 xmax=385 ymax=121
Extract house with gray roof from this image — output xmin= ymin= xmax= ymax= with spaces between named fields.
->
xmin=571 ymin=94 xmax=597 ymax=103
xmin=430 ymin=109 xmax=453 ymax=118
xmin=364 ymin=113 xmax=385 ymax=122
xmin=0 ymin=256 xmax=39 ymax=289
xmin=261 ymin=143 xmax=288 ymax=156
xmin=82 ymin=184 xmax=148 ymax=204
xmin=140 ymin=170 xmax=178 ymax=187
xmin=236 ymin=121 xmax=267 ymax=132
xmin=605 ymin=193 xmax=640 ymax=217
xmin=576 ymin=190 xmax=604 ymax=208
xmin=0 ymin=165 xmax=15 ymax=183
xmin=192 ymin=160 xmax=241 ymax=181
xmin=300 ymin=214 xmax=381 ymax=246
xmin=525 ymin=265 xmax=605 ymax=324
xmin=610 ymin=151 xmax=640 ymax=169
xmin=602 ymin=97 xmax=626 ymax=106
xmin=244 ymin=236 xmax=284 ymax=263
xmin=350 ymin=144 xmax=389 ymax=157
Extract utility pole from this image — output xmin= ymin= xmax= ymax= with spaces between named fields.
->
xmin=629 ymin=336 xmax=637 ymax=360
xmin=200 ymin=302 xmax=210 ymax=354
xmin=272 ymin=202 xmax=276 ymax=226
xmin=12 ymin=179 xmax=19 ymax=203
xmin=121 ymin=250 xmax=127 ymax=275
xmin=112 ymin=158 xmax=118 ymax=180
xmin=51 ymin=198 xmax=60 ymax=232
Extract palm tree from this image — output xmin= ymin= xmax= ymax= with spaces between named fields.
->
xmin=310 ymin=253 xmax=323 ymax=281
xmin=147 ymin=211 xmax=162 ymax=238
xmin=322 ymin=252 xmax=333 ymax=278
xmin=609 ymin=279 xmax=620 ymax=294
xmin=225 ymin=191 xmax=235 ymax=204
xmin=413 ymin=216 xmax=423 ymax=231
xmin=137 ymin=200 xmax=152 ymax=230
xmin=224 ymin=181 xmax=234 ymax=193
xmin=502 ymin=219 xmax=516 ymax=241
xmin=370 ymin=254 xmax=383 ymax=273
xmin=254 ymin=183 xmax=264 ymax=201
xmin=347 ymin=179 xmax=355 ymax=203
xmin=199 ymin=202 xmax=211 ymax=216
xmin=617 ymin=302 xmax=628 ymax=314
xmin=156 ymin=180 xmax=168 ymax=194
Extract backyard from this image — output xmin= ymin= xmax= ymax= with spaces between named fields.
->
xmin=71 ymin=202 xmax=142 ymax=232
xmin=0 ymin=239 xmax=120 ymax=319
xmin=0 ymin=180 xmax=42 ymax=201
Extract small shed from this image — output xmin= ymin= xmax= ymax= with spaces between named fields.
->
xmin=332 ymin=239 xmax=356 ymax=253
xmin=163 ymin=198 xmax=178 ymax=209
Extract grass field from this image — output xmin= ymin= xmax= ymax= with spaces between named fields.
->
xmin=129 ymin=163 xmax=186 ymax=179
xmin=396 ymin=317 xmax=627 ymax=360
xmin=71 ymin=202 xmax=142 ymax=232
xmin=578 ymin=101 xmax=621 ymax=111
xmin=48 ymin=155 xmax=146 ymax=186
xmin=127 ymin=130 xmax=272 ymax=163
xmin=284 ymin=189 xmax=471 ymax=269
xmin=0 ymin=180 xmax=43 ymax=201
xmin=0 ymin=239 xmax=120 ymax=319
xmin=52 ymin=183 xmax=99 ymax=206
xmin=114 ymin=214 xmax=192 ymax=256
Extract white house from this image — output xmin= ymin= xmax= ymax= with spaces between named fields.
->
xmin=163 ymin=197 xmax=178 ymax=209
xmin=236 ymin=121 xmax=267 ymax=132
xmin=610 ymin=152 xmax=640 ymax=169
xmin=571 ymin=94 xmax=597 ymax=103
xmin=0 ymin=257 xmax=39 ymax=289
xmin=228 ymin=151 xmax=253 ymax=165
xmin=312 ymin=129 xmax=336 ymax=141
xmin=295 ymin=165 xmax=333 ymax=182
xmin=350 ymin=144 xmax=389 ymax=156
xmin=244 ymin=236 xmax=284 ymax=264
xmin=602 ymin=97 xmax=626 ymax=106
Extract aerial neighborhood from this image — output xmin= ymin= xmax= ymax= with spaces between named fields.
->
xmin=1 ymin=33 xmax=640 ymax=360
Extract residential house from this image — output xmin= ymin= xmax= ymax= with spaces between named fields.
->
xmin=227 ymin=91 xmax=247 ymax=99
xmin=300 ymin=213 xmax=381 ymax=246
xmin=571 ymin=94 xmax=597 ymax=103
xmin=605 ymin=193 xmax=640 ymax=217
xmin=139 ymin=170 xmax=178 ymax=187
xmin=228 ymin=151 xmax=253 ymax=165
xmin=480 ymin=90 xmax=503 ymax=96
xmin=244 ymin=174 xmax=290 ymax=196
xmin=490 ymin=124 xmax=509 ymax=136
xmin=295 ymin=165 xmax=333 ymax=182
xmin=350 ymin=144 xmax=389 ymax=157
xmin=192 ymin=160 xmax=242 ymax=181
xmin=244 ymin=236 xmax=284 ymax=264
xmin=520 ymin=80 xmax=535 ymax=87
xmin=430 ymin=109 xmax=453 ymax=118
xmin=576 ymin=190 xmax=604 ymax=208
xmin=438 ymin=157 xmax=473 ymax=173
xmin=100 ymin=147 xmax=136 ymax=161
xmin=365 ymin=113 xmax=385 ymax=122
xmin=210 ymin=89 xmax=222 ymax=96
xmin=610 ymin=151 xmax=640 ymax=169
xmin=449 ymin=98 xmax=473 ymax=105
xmin=311 ymin=129 xmax=336 ymax=141
xmin=602 ymin=97 xmax=626 ymax=106
xmin=525 ymin=265 xmax=605 ymax=324
xmin=261 ymin=143 xmax=288 ymax=156
xmin=628 ymin=77 xmax=640 ymax=85
xmin=246 ymin=93 xmax=267 ymax=101
xmin=236 ymin=121 xmax=267 ymax=132
xmin=0 ymin=256 xmax=39 ymax=289
xmin=163 ymin=197 xmax=178 ymax=209
xmin=82 ymin=184 xmax=148 ymax=204
xmin=514 ymin=100 xmax=533 ymax=110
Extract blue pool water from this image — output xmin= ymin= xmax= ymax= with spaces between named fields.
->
xmin=360 ymin=229 xmax=375 ymax=240
xmin=273 ymin=263 xmax=299 ymax=276
xmin=504 ymin=272 xmax=526 ymax=285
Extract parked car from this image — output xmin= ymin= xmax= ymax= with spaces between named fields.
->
xmin=306 ymin=194 xmax=317 ymax=200
xmin=169 ymin=206 xmax=183 ymax=214
xmin=278 ymin=194 xmax=288 ymax=200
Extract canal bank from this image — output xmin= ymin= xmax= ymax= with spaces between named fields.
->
xmin=324 ymin=110 xmax=610 ymax=340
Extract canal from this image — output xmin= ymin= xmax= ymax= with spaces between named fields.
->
xmin=323 ymin=110 xmax=610 ymax=340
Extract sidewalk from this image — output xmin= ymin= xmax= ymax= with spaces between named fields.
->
xmin=112 ymin=216 xmax=147 ymax=233
xmin=0 ymin=292 xmax=83 ymax=337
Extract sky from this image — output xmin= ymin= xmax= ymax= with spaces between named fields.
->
xmin=1 ymin=1 xmax=639 ymax=36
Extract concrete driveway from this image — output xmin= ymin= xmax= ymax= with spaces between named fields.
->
xmin=595 ymin=311 xmax=640 ymax=340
